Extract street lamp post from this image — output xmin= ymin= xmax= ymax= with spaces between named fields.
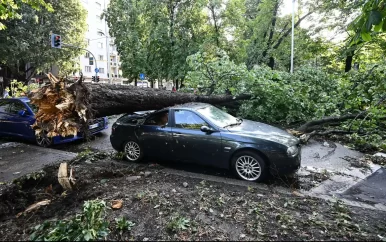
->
xmin=290 ymin=0 xmax=295 ymax=74
xmin=104 ymin=0 xmax=110 ymax=84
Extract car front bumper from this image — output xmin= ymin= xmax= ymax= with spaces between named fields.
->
xmin=269 ymin=146 xmax=301 ymax=176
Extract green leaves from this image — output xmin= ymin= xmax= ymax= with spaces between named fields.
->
xmin=0 ymin=0 xmax=52 ymax=30
xmin=30 ymin=199 xmax=110 ymax=241
xmin=105 ymin=0 xmax=208 ymax=82
xmin=0 ymin=0 xmax=87 ymax=78
xmin=185 ymin=48 xmax=250 ymax=95
xmin=361 ymin=32 xmax=372 ymax=41
xmin=349 ymin=0 xmax=386 ymax=44
xmin=166 ymin=215 xmax=191 ymax=233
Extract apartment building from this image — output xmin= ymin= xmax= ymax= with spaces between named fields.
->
xmin=74 ymin=0 xmax=125 ymax=84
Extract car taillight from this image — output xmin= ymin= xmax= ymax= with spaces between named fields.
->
xmin=112 ymin=123 xmax=117 ymax=133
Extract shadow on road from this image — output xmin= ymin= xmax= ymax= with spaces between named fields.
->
xmin=136 ymin=158 xmax=310 ymax=189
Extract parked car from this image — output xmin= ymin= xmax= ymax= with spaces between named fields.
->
xmin=0 ymin=97 xmax=108 ymax=147
xmin=110 ymin=102 xmax=301 ymax=182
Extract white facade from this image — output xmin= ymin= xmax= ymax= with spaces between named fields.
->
xmin=73 ymin=0 xmax=124 ymax=84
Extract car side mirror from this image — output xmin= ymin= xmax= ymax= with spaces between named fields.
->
xmin=200 ymin=125 xmax=214 ymax=133
xmin=18 ymin=110 xmax=26 ymax=116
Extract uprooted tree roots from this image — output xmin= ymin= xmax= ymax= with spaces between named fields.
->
xmin=28 ymin=73 xmax=92 ymax=138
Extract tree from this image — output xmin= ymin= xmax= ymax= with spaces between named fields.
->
xmin=0 ymin=0 xmax=86 ymax=85
xmin=185 ymin=48 xmax=249 ymax=95
xmin=0 ymin=0 xmax=53 ymax=30
xmin=0 ymin=0 xmax=87 ymax=84
xmin=348 ymin=0 xmax=386 ymax=44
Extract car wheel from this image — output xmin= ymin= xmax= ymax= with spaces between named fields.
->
xmin=36 ymin=131 xmax=53 ymax=148
xmin=231 ymin=151 xmax=267 ymax=182
xmin=123 ymin=140 xmax=143 ymax=162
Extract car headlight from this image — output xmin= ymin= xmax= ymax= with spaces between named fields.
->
xmin=287 ymin=146 xmax=299 ymax=157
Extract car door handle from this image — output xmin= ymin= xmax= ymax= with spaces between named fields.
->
xmin=173 ymin=133 xmax=183 ymax=137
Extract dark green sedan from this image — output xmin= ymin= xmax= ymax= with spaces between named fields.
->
xmin=110 ymin=102 xmax=301 ymax=182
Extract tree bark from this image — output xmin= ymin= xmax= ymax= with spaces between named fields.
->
xmin=345 ymin=54 xmax=353 ymax=72
xmin=87 ymin=82 xmax=251 ymax=117
xmin=296 ymin=113 xmax=364 ymax=133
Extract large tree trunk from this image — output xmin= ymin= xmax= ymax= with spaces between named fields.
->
xmin=345 ymin=54 xmax=353 ymax=72
xmin=88 ymin=82 xmax=250 ymax=117
xmin=28 ymin=74 xmax=251 ymax=138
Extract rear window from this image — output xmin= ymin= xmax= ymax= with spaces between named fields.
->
xmin=118 ymin=114 xmax=146 ymax=124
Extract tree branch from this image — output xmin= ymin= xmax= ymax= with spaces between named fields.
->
xmin=297 ymin=113 xmax=364 ymax=133
xmin=271 ymin=11 xmax=313 ymax=50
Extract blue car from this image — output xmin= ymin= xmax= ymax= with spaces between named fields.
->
xmin=0 ymin=97 xmax=108 ymax=147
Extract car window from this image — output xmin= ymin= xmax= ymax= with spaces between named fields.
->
xmin=9 ymin=101 xmax=27 ymax=115
xmin=196 ymin=105 xmax=238 ymax=128
xmin=26 ymin=101 xmax=38 ymax=114
xmin=0 ymin=100 xmax=12 ymax=113
xmin=174 ymin=110 xmax=208 ymax=130
xmin=144 ymin=111 xmax=169 ymax=126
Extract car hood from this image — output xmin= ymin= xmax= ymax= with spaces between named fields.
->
xmin=226 ymin=119 xmax=299 ymax=146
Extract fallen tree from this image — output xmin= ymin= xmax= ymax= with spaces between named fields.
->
xmin=28 ymin=73 xmax=251 ymax=138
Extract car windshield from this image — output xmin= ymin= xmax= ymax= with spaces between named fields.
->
xmin=26 ymin=101 xmax=38 ymax=114
xmin=196 ymin=105 xmax=240 ymax=128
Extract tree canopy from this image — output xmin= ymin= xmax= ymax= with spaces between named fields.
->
xmin=0 ymin=0 xmax=53 ymax=30
xmin=0 ymin=0 xmax=87 ymax=82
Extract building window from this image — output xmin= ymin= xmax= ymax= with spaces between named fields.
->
xmin=97 ymin=42 xmax=103 ymax=48
xmin=95 ymin=2 xmax=101 ymax=9
xmin=98 ymin=55 xmax=104 ymax=60
xmin=85 ymin=66 xmax=91 ymax=72
xmin=85 ymin=38 xmax=90 ymax=46
xmin=99 ymin=68 xmax=104 ymax=73
xmin=85 ymin=52 xmax=90 ymax=58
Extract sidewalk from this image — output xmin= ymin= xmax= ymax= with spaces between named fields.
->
xmin=0 ymin=142 xmax=76 ymax=182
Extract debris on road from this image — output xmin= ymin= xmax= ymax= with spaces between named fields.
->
xmin=126 ymin=176 xmax=141 ymax=182
xmin=111 ymin=200 xmax=123 ymax=209
xmin=16 ymin=199 xmax=51 ymax=218
xmin=58 ymin=163 xmax=75 ymax=190
xmin=144 ymin=171 xmax=152 ymax=177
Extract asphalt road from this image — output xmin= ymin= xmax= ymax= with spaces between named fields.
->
xmin=341 ymin=167 xmax=386 ymax=205
xmin=0 ymin=142 xmax=76 ymax=182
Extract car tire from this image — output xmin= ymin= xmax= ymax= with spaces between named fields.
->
xmin=123 ymin=139 xmax=143 ymax=162
xmin=231 ymin=150 xmax=267 ymax=182
xmin=36 ymin=131 xmax=53 ymax=148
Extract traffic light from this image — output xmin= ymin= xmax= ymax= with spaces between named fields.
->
xmin=92 ymin=76 xmax=95 ymax=82
xmin=96 ymin=76 xmax=100 ymax=82
xmin=89 ymin=57 xmax=94 ymax=65
xmin=51 ymin=34 xmax=62 ymax=48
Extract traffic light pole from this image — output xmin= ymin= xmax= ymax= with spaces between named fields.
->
xmin=61 ymin=43 xmax=98 ymax=80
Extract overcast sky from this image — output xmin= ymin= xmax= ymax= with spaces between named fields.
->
xmin=279 ymin=0 xmax=349 ymax=43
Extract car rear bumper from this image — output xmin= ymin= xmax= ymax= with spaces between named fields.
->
xmin=52 ymin=117 xmax=108 ymax=145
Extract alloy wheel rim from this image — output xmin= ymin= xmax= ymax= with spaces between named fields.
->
xmin=125 ymin=141 xmax=140 ymax=161
xmin=235 ymin=155 xmax=261 ymax=181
